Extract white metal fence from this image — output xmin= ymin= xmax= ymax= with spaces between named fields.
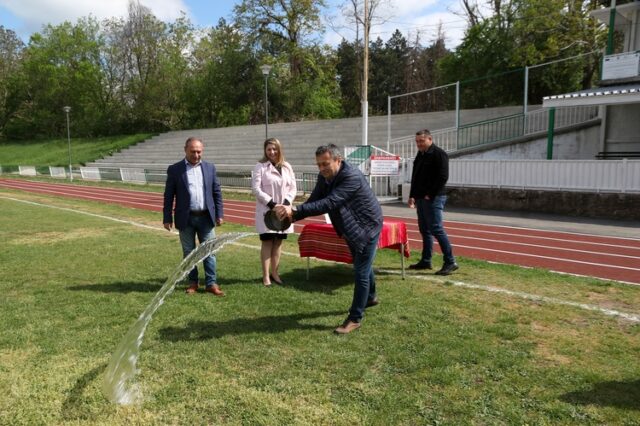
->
xmin=18 ymin=166 xmax=37 ymax=176
xmin=48 ymin=166 xmax=67 ymax=178
xmin=4 ymin=157 xmax=638 ymax=196
xmin=400 ymin=159 xmax=640 ymax=193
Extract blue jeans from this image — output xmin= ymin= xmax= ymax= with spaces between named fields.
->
xmin=179 ymin=215 xmax=217 ymax=286
xmin=416 ymin=196 xmax=455 ymax=265
xmin=347 ymin=234 xmax=380 ymax=322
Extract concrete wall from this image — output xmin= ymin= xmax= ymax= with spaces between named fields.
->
xmin=450 ymin=121 xmax=602 ymax=160
xmin=445 ymin=187 xmax=640 ymax=221
xmin=604 ymin=103 xmax=640 ymax=153
xmin=400 ymin=182 xmax=638 ymax=220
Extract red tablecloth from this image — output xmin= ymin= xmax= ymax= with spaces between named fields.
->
xmin=298 ymin=219 xmax=410 ymax=264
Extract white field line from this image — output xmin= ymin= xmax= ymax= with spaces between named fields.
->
xmin=1 ymin=196 xmax=167 ymax=232
xmin=3 ymin=195 xmax=639 ymax=323
xmin=378 ymin=269 xmax=640 ymax=323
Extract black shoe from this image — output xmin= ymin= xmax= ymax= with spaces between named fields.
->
xmin=435 ymin=263 xmax=459 ymax=275
xmin=366 ymin=297 xmax=380 ymax=308
xmin=409 ymin=261 xmax=432 ymax=270
xmin=269 ymin=274 xmax=284 ymax=285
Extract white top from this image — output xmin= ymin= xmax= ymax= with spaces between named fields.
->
xmin=252 ymin=161 xmax=297 ymax=234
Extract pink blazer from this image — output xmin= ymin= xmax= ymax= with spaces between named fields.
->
xmin=252 ymin=161 xmax=297 ymax=234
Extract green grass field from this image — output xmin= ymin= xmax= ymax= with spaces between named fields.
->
xmin=0 ymin=134 xmax=152 ymax=167
xmin=1 ymin=188 xmax=639 ymax=425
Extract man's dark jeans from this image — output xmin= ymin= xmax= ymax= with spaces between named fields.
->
xmin=416 ymin=196 xmax=455 ymax=265
xmin=347 ymin=234 xmax=380 ymax=322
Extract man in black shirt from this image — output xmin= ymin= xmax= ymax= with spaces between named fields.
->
xmin=408 ymin=129 xmax=458 ymax=275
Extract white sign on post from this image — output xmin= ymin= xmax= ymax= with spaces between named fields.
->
xmin=370 ymin=155 xmax=400 ymax=176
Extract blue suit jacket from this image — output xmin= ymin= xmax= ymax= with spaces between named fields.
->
xmin=295 ymin=161 xmax=382 ymax=253
xmin=163 ymin=160 xmax=224 ymax=230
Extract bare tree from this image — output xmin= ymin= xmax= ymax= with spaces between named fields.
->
xmin=330 ymin=0 xmax=393 ymax=102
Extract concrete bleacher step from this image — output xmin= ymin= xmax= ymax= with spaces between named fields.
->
xmin=87 ymin=107 xmax=523 ymax=172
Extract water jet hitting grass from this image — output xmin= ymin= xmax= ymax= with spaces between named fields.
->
xmin=102 ymin=233 xmax=253 ymax=405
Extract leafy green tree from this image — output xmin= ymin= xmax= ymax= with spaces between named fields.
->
xmin=439 ymin=0 xmax=606 ymax=108
xmin=0 ymin=26 xmax=25 ymax=138
xmin=5 ymin=19 xmax=107 ymax=138
xmin=401 ymin=28 xmax=451 ymax=114
xmin=118 ymin=1 xmax=173 ymax=132
xmin=336 ymin=39 xmax=361 ymax=116
xmin=234 ymin=0 xmax=327 ymax=79
xmin=285 ymin=44 xmax=341 ymax=120
xmin=369 ymin=30 xmax=409 ymax=114
xmin=185 ymin=18 xmax=257 ymax=128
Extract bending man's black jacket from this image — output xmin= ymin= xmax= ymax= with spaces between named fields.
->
xmin=294 ymin=161 xmax=383 ymax=253
xmin=409 ymin=144 xmax=449 ymax=200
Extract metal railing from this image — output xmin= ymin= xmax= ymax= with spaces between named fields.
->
xmin=457 ymin=113 xmax=524 ymax=149
xmin=400 ymin=158 xmax=640 ymax=193
xmin=389 ymin=105 xmax=599 ymax=161
xmin=343 ymin=145 xmax=402 ymax=199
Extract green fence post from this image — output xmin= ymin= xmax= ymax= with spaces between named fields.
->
xmin=547 ymin=107 xmax=556 ymax=160
xmin=606 ymin=7 xmax=616 ymax=55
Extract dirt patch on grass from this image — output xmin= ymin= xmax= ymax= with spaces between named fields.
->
xmin=530 ymin=322 xmax=574 ymax=365
xmin=586 ymin=290 xmax=639 ymax=312
xmin=10 ymin=229 xmax=109 ymax=245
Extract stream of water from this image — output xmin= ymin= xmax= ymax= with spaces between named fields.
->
xmin=102 ymin=232 xmax=252 ymax=404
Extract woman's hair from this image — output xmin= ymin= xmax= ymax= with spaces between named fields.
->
xmin=260 ymin=138 xmax=286 ymax=166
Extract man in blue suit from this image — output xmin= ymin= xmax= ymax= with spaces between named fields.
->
xmin=163 ymin=137 xmax=225 ymax=296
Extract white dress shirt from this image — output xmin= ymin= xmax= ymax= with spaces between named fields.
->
xmin=185 ymin=159 xmax=205 ymax=211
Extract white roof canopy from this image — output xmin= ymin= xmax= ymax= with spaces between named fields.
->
xmin=590 ymin=2 xmax=640 ymax=29
xmin=542 ymin=84 xmax=640 ymax=107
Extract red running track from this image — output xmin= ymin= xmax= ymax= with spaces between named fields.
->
xmin=2 ymin=177 xmax=640 ymax=285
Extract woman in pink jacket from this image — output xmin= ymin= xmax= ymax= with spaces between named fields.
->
xmin=252 ymin=138 xmax=297 ymax=286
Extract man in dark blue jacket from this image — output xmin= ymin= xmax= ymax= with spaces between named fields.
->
xmin=163 ymin=137 xmax=225 ymax=296
xmin=275 ymin=144 xmax=383 ymax=334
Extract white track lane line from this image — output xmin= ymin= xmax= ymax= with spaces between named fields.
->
xmin=405 ymin=236 xmax=640 ymax=272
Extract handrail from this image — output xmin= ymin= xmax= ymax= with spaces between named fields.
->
xmin=388 ymin=105 xmax=599 ymax=159
xmin=458 ymin=113 xmax=523 ymax=128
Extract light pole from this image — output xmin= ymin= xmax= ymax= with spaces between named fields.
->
xmin=260 ymin=64 xmax=272 ymax=139
xmin=63 ymin=106 xmax=72 ymax=181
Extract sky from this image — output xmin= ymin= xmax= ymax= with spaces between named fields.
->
xmin=0 ymin=0 xmax=469 ymax=49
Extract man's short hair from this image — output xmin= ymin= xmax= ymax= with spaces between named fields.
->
xmin=185 ymin=137 xmax=202 ymax=147
xmin=415 ymin=129 xmax=431 ymax=136
xmin=315 ymin=144 xmax=342 ymax=160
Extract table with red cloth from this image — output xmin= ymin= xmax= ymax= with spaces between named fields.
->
xmin=298 ymin=219 xmax=410 ymax=278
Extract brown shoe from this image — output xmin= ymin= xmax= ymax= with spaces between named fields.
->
xmin=186 ymin=282 xmax=199 ymax=294
xmin=334 ymin=319 xmax=361 ymax=334
xmin=366 ymin=297 xmax=379 ymax=308
xmin=204 ymin=284 xmax=224 ymax=296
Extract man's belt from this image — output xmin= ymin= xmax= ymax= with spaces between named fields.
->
xmin=190 ymin=210 xmax=208 ymax=216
